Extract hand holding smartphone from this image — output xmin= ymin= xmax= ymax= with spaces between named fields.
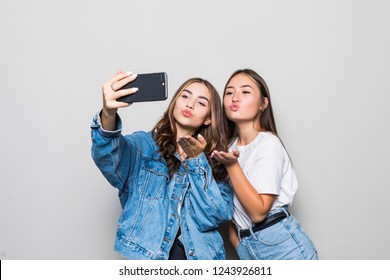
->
xmin=116 ymin=72 xmax=168 ymax=103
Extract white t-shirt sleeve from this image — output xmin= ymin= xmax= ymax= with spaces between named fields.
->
xmin=249 ymin=155 xmax=285 ymax=195
xmin=246 ymin=135 xmax=286 ymax=195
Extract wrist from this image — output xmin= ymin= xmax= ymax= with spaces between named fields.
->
xmin=100 ymin=108 xmax=118 ymax=131
xmin=187 ymin=152 xmax=203 ymax=159
xmin=225 ymin=161 xmax=240 ymax=171
xmin=101 ymin=108 xmax=117 ymax=119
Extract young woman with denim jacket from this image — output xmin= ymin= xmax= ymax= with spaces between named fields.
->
xmin=91 ymin=71 xmax=233 ymax=260
xmin=211 ymin=69 xmax=318 ymax=260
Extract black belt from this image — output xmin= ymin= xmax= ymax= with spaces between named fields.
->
xmin=239 ymin=210 xmax=289 ymax=239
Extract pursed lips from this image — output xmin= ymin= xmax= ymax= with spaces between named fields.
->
xmin=230 ymin=104 xmax=239 ymax=111
xmin=182 ymin=109 xmax=193 ymax=118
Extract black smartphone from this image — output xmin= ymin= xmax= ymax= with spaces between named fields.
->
xmin=116 ymin=72 xmax=168 ymax=103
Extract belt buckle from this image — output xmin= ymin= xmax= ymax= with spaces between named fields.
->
xmin=239 ymin=229 xmax=250 ymax=239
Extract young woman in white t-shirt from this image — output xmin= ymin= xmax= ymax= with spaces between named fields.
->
xmin=212 ymin=69 xmax=318 ymax=260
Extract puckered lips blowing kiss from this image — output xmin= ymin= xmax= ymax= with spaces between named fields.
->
xmin=230 ymin=103 xmax=239 ymax=111
xmin=182 ymin=109 xmax=193 ymax=118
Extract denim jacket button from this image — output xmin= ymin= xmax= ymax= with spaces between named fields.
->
xmin=188 ymin=250 xmax=195 ymax=256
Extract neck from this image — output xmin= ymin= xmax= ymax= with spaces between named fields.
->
xmin=235 ymin=121 xmax=261 ymax=146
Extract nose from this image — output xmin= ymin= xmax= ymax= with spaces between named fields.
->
xmin=186 ymin=101 xmax=194 ymax=109
xmin=232 ymin=92 xmax=239 ymax=102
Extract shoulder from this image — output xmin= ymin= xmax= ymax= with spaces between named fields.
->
xmin=258 ymin=132 xmax=282 ymax=145
xmin=254 ymin=132 xmax=285 ymax=157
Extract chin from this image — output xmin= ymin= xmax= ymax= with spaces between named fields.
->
xmin=176 ymin=120 xmax=198 ymax=130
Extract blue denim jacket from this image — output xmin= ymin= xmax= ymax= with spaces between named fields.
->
xmin=91 ymin=112 xmax=233 ymax=260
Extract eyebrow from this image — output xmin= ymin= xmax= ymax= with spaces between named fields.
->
xmin=182 ymin=89 xmax=210 ymax=103
xmin=226 ymin=84 xmax=253 ymax=89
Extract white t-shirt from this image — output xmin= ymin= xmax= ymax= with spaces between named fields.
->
xmin=229 ymin=132 xmax=298 ymax=229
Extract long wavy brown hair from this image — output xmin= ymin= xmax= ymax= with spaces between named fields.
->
xmin=152 ymin=77 xmax=228 ymax=182
xmin=223 ymin=69 xmax=278 ymax=143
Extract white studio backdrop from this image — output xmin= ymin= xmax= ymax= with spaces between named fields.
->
xmin=0 ymin=0 xmax=389 ymax=259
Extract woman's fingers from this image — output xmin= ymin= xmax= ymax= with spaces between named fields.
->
xmin=196 ymin=134 xmax=207 ymax=148
xmin=114 ymin=87 xmax=139 ymax=100
xmin=211 ymin=150 xmax=239 ymax=165
xmin=211 ymin=150 xmax=224 ymax=161
xmin=102 ymin=71 xmax=140 ymax=111
xmin=105 ymin=71 xmax=131 ymax=89
xmin=103 ymin=71 xmax=137 ymax=93
xmin=179 ymin=135 xmax=206 ymax=147
xmin=111 ymin=73 xmax=138 ymax=92
xmin=178 ymin=136 xmax=194 ymax=146
xmin=231 ymin=149 xmax=240 ymax=158
xmin=177 ymin=137 xmax=192 ymax=151
xmin=177 ymin=135 xmax=206 ymax=158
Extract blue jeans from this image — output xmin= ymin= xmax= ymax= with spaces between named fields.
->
xmin=168 ymin=228 xmax=187 ymax=260
xmin=236 ymin=209 xmax=318 ymax=260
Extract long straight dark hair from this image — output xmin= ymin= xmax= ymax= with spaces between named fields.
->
xmin=223 ymin=69 xmax=294 ymax=162
xmin=223 ymin=69 xmax=278 ymax=142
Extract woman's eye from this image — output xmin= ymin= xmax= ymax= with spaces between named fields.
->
xmin=243 ymin=91 xmax=250 ymax=94
xmin=181 ymin=94 xmax=188 ymax=99
xmin=198 ymin=101 xmax=206 ymax=107
xmin=225 ymin=91 xmax=233 ymax=95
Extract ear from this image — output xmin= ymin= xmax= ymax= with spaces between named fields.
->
xmin=260 ymin=97 xmax=269 ymax=111
xmin=203 ymin=117 xmax=211 ymax=126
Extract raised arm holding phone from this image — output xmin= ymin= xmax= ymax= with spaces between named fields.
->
xmin=91 ymin=71 xmax=233 ymax=260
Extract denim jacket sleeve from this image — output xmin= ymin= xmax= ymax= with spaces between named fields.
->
xmin=185 ymin=153 xmax=233 ymax=232
xmin=90 ymin=110 xmax=136 ymax=194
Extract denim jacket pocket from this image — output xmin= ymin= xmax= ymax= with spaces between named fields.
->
xmin=201 ymin=230 xmax=226 ymax=259
xmin=137 ymin=157 xmax=169 ymax=200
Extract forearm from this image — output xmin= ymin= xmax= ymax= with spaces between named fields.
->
xmin=228 ymin=221 xmax=239 ymax=249
xmin=100 ymin=108 xmax=118 ymax=131
xmin=91 ymin=111 xmax=132 ymax=191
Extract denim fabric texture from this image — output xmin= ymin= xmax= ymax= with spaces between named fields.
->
xmin=235 ymin=208 xmax=318 ymax=260
xmin=91 ymin=112 xmax=233 ymax=260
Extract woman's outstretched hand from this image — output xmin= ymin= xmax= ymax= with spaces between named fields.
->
xmin=211 ymin=149 xmax=240 ymax=167
xmin=177 ymin=134 xmax=207 ymax=159
xmin=102 ymin=71 xmax=139 ymax=116
xmin=100 ymin=71 xmax=139 ymax=131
